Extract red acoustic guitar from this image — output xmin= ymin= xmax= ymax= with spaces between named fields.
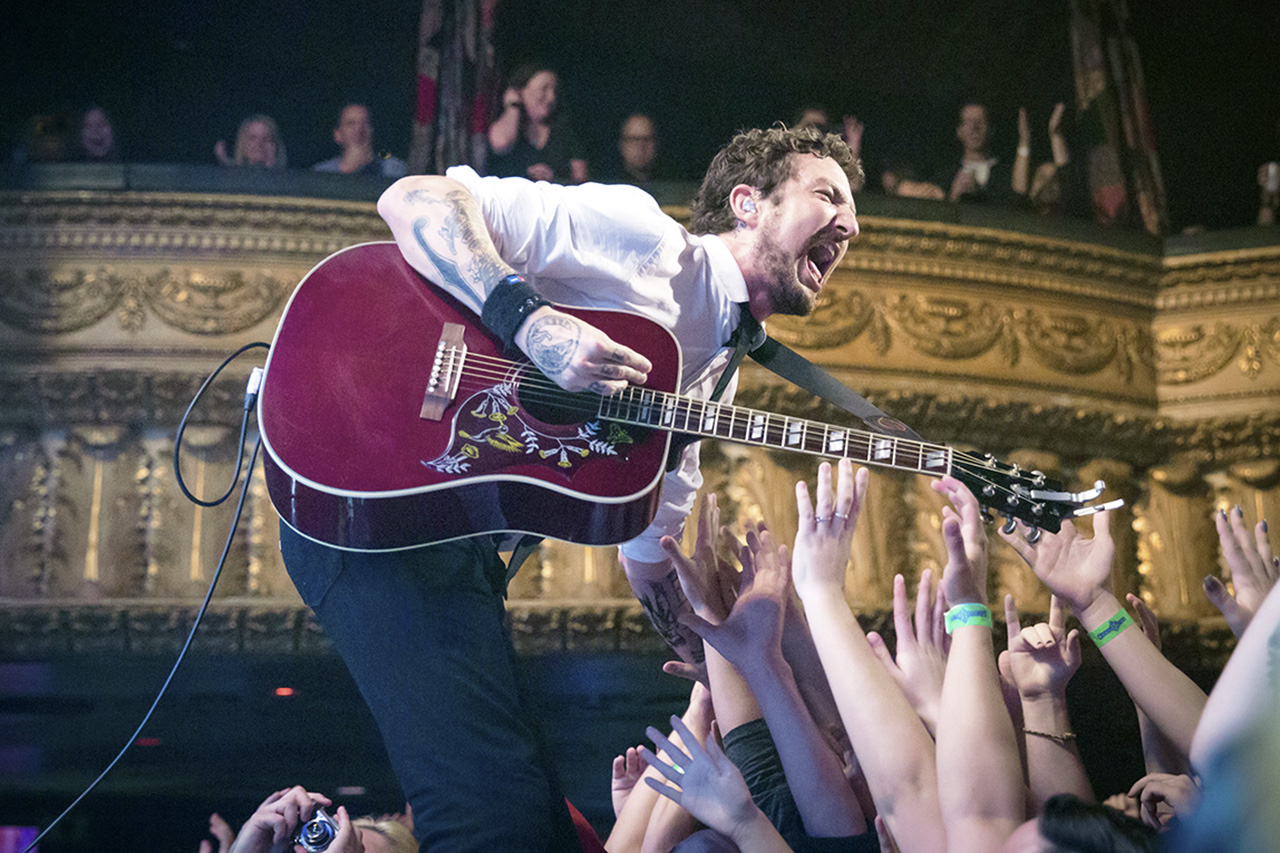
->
xmin=258 ymin=242 xmax=1120 ymax=551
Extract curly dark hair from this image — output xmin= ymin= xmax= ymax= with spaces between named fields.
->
xmin=689 ymin=125 xmax=864 ymax=235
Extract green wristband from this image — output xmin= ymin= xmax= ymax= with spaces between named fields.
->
xmin=945 ymin=602 xmax=993 ymax=634
xmin=1088 ymin=608 xmax=1134 ymax=647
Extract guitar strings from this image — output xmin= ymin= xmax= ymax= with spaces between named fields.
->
xmin=438 ymin=352 xmax=1056 ymax=513
xmin=445 ymin=353 xmax=1012 ymax=473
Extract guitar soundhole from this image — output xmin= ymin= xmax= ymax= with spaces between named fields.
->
xmin=517 ymin=382 xmax=601 ymax=426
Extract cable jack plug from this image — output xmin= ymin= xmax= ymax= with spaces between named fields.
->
xmin=244 ymin=367 xmax=264 ymax=410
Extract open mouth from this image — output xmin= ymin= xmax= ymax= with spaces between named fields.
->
xmin=803 ymin=241 xmax=841 ymax=288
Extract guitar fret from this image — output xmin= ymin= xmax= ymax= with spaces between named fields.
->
xmin=785 ymin=419 xmax=803 ymax=447
xmin=701 ymin=402 xmax=719 ymax=434
xmin=595 ymin=386 xmax=956 ymax=483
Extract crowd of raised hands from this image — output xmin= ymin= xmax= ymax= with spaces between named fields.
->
xmin=191 ymin=462 xmax=1276 ymax=852
xmin=600 ymin=459 xmax=1278 ymax=853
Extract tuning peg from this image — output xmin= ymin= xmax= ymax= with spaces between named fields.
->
xmin=1001 ymin=516 xmax=1017 ymax=535
xmin=980 ymin=507 xmax=995 ymax=525
xmin=1026 ymin=527 xmax=1042 ymax=544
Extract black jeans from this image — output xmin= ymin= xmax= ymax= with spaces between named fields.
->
xmin=279 ymin=522 xmax=582 ymax=852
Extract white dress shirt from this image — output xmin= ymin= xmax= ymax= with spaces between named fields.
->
xmin=447 ymin=166 xmax=749 ymax=561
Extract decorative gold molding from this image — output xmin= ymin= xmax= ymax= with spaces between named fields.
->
xmin=0 ymin=265 xmax=294 ymax=336
xmin=0 ymin=189 xmax=389 ymax=258
xmin=770 ymin=285 xmax=1155 ymax=384
xmin=852 ymin=216 xmax=1161 ymax=308
xmin=1156 ymin=317 xmax=1280 ymax=384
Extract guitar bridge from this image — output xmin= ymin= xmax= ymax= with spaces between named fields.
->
xmin=420 ymin=323 xmax=467 ymax=421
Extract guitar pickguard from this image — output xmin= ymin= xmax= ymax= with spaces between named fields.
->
xmin=423 ymin=382 xmax=636 ymax=475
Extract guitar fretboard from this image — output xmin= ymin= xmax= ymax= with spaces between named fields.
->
xmin=597 ymin=386 xmax=952 ymax=477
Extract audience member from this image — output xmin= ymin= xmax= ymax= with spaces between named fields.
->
xmin=793 ymin=105 xmax=864 ymax=164
xmin=487 ymin=63 xmax=588 ymax=184
xmin=943 ymin=102 xmax=1018 ymax=204
xmin=613 ymin=113 xmax=659 ymax=184
xmin=1258 ymin=161 xmax=1279 ymax=226
xmin=76 ymin=105 xmax=120 ymax=162
xmin=313 ymin=103 xmax=408 ymax=178
xmin=214 ymin=114 xmax=287 ymax=169
xmin=667 ymin=498 xmax=871 ymax=848
xmin=13 ymin=112 xmax=73 ymax=163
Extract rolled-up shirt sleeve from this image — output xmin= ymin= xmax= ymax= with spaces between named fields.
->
xmin=618 ymin=441 xmax=703 ymax=563
xmin=445 ymin=165 xmax=667 ymax=289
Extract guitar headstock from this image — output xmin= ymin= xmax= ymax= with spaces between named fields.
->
xmin=950 ymin=452 xmax=1124 ymax=537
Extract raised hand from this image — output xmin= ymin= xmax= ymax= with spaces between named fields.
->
xmin=611 ymin=746 xmax=646 ymax=819
xmin=1128 ymin=772 xmax=1200 ymax=830
xmin=1048 ymin=102 xmax=1066 ymax=136
xmin=841 ymin=115 xmax=864 ymax=157
xmin=1000 ymin=511 xmax=1114 ymax=614
xmin=641 ymin=718 xmax=769 ymax=844
xmin=198 ymin=812 xmax=235 ymax=853
xmin=790 ymin=459 xmax=867 ymax=594
xmin=866 ymin=569 xmax=948 ymax=735
xmin=681 ymin=526 xmax=787 ymax=675
xmin=1017 ymin=107 xmax=1031 ymax=149
xmin=1001 ymin=595 xmax=1081 ymax=700
xmin=662 ymin=494 xmax=738 ymax=626
xmin=1203 ymin=508 xmax=1277 ymax=637
xmin=227 ymin=786 xmax=332 ymax=853
xmin=933 ymin=476 xmax=990 ymax=606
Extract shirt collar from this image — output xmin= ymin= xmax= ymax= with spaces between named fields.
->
xmin=702 ymin=233 xmax=750 ymax=304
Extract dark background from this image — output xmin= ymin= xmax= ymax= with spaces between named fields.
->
xmin=3 ymin=0 xmax=1278 ymax=231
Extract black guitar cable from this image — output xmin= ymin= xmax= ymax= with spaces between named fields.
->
xmin=22 ymin=342 xmax=270 ymax=853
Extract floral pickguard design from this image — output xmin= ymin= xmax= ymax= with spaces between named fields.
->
xmin=424 ymin=382 xmax=633 ymax=475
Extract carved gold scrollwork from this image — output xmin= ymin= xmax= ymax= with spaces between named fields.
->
xmin=0 ymin=267 xmax=125 ymax=333
xmin=0 ymin=265 xmax=290 ymax=336
xmin=1117 ymin=324 xmax=1156 ymax=383
xmin=1156 ymin=323 xmax=1242 ymax=384
xmin=1020 ymin=310 xmax=1118 ymax=375
xmin=144 ymin=268 xmax=289 ymax=336
xmin=769 ymin=286 xmax=875 ymax=350
xmin=887 ymin=294 xmax=1006 ymax=359
xmin=1237 ymin=317 xmax=1280 ymax=378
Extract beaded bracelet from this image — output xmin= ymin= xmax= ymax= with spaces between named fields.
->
xmin=1024 ymin=728 xmax=1076 ymax=743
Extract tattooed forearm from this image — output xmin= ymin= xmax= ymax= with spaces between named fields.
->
xmin=525 ymin=315 xmax=580 ymax=373
xmin=412 ymin=216 xmax=472 ymax=297
xmin=636 ymin=569 xmax=705 ymax=662
xmin=405 ymin=188 xmax=515 ymax=309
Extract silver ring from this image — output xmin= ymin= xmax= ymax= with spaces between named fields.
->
xmin=834 ymin=512 xmax=849 ymax=520
xmin=816 ymin=515 xmax=833 ymax=523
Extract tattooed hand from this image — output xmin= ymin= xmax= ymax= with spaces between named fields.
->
xmin=514 ymin=306 xmax=651 ymax=395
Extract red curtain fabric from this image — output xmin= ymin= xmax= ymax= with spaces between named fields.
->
xmin=408 ymin=0 xmax=499 ymax=175
xmin=1069 ymin=0 xmax=1168 ymax=234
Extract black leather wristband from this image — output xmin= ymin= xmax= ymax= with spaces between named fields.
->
xmin=481 ymin=274 xmax=551 ymax=354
